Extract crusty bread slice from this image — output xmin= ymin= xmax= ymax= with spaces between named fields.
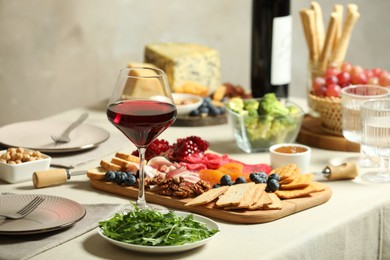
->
xmin=115 ymin=152 xmax=140 ymax=163
xmin=87 ymin=166 xmax=106 ymax=180
xmin=100 ymin=159 xmax=121 ymax=171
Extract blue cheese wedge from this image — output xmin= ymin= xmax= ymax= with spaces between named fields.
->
xmin=144 ymin=43 xmax=221 ymax=93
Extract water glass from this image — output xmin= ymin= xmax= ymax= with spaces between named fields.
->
xmin=361 ymin=98 xmax=390 ymax=183
xmin=341 ymin=85 xmax=390 ymax=167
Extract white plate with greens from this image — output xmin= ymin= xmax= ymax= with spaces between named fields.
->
xmin=98 ymin=209 xmax=220 ymax=253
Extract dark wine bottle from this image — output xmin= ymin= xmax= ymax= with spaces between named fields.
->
xmin=250 ymin=0 xmax=292 ymax=98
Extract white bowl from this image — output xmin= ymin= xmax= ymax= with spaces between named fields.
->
xmin=0 ymin=149 xmax=51 ymax=183
xmin=172 ymin=93 xmax=203 ymax=115
xmin=269 ymin=143 xmax=311 ymax=173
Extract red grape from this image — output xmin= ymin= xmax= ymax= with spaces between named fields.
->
xmin=350 ymin=65 xmax=364 ymax=76
xmin=337 ymin=71 xmax=351 ymax=87
xmin=367 ymin=77 xmax=380 ymax=85
xmin=351 ymin=73 xmax=368 ymax=84
xmin=372 ymin=67 xmax=384 ymax=77
xmin=326 ymin=84 xmax=342 ymax=97
xmin=341 ymin=62 xmax=353 ymax=73
xmin=326 ymin=75 xmax=339 ymax=85
xmin=313 ymin=77 xmax=326 ymax=92
xmin=379 ymin=71 xmax=390 ymax=86
xmin=325 ymin=67 xmax=341 ymax=77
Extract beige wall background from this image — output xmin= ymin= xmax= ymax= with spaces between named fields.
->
xmin=0 ymin=0 xmax=389 ymax=126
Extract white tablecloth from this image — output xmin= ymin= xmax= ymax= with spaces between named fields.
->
xmin=1 ymin=98 xmax=390 ymax=260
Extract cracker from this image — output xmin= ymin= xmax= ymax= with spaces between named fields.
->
xmin=216 ymin=183 xmax=255 ymax=208
xmin=248 ymin=189 xmax=273 ymax=210
xmin=262 ymin=193 xmax=283 ymax=210
xmin=185 ymin=186 xmax=229 ymax=206
xmin=271 ymin=164 xmax=300 ymax=184
xmin=281 ymin=173 xmax=313 ymax=190
xmin=275 ymin=182 xmax=326 ymax=199
xmin=224 ymin=185 xmax=259 ymax=210
xmin=310 ymin=181 xmax=327 ymax=193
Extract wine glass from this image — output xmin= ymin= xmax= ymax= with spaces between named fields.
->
xmin=361 ymin=98 xmax=390 ymax=183
xmin=106 ymin=67 xmax=177 ymax=208
xmin=341 ymin=85 xmax=390 ymax=167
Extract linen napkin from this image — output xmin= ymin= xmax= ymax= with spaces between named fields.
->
xmin=50 ymin=133 xmax=131 ymax=169
xmin=0 ymin=203 xmax=124 ymax=260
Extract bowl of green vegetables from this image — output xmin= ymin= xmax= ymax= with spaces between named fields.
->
xmin=225 ymin=93 xmax=304 ymax=153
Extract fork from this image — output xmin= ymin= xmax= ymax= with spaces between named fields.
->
xmin=0 ymin=196 xmax=45 ymax=219
xmin=51 ymin=112 xmax=89 ymax=143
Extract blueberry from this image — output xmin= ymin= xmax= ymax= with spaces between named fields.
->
xmin=105 ymin=171 xmax=116 ymax=182
xmin=268 ymin=173 xmax=280 ymax=181
xmin=115 ymin=172 xmax=127 ymax=185
xmin=227 ymin=180 xmax=234 ymax=186
xmin=218 ymin=106 xmax=226 ymax=114
xmin=212 ymin=183 xmax=221 ymax=188
xmin=257 ymin=172 xmax=268 ymax=180
xmin=199 ymin=106 xmax=209 ymax=114
xmin=266 ymin=178 xmax=280 ymax=192
xmin=209 ymin=106 xmax=220 ymax=117
xmin=124 ymin=174 xmax=137 ymax=186
xmin=249 ymin=173 xmax=258 ymax=182
xmin=220 ymin=174 xmax=232 ymax=186
xmin=235 ymin=176 xmax=247 ymax=184
xmin=252 ymin=175 xmax=266 ymax=184
xmin=189 ymin=109 xmax=200 ymax=117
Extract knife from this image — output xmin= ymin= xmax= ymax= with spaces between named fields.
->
xmin=33 ymin=169 xmax=86 ymax=188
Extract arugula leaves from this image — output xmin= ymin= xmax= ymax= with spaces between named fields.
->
xmin=99 ymin=206 xmax=219 ymax=246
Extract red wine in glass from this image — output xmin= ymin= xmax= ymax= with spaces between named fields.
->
xmin=107 ymin=100 xmax=177 ymax=147
xmin=107 ymin=67 xmax=176 ymax=209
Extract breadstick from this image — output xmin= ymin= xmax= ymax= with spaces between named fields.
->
xmin=330 ymin=10 xmax=360 ymax=68
xmin=331 ymin=4 xmax=343 ymax=56
xmin=310 ymin=1 xmax=325 ymax=56
xmin=299 ymin=9 xmax=312 ymax=57
xmin=319 ymin=12 xmax=339 ymax=74
xmin=301 ymin=9 xmax=319 ymax=66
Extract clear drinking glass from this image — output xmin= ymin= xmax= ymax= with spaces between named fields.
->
xmin=341 ymin=85 xmax=390 ymax=167
xmin=106 ymin=67 xmax=177 ymax=208
xmin=361 ymin=98 xmax=390 ymax=183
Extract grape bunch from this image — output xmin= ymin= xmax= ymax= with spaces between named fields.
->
xmin=105 ymin=170 xmax=138 ymax=186
xmin=312 ymin=62 xmax=390 ymax=98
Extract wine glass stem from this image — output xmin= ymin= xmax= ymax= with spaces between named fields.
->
xmin=137 ymin=147 xmax=148 ymax=208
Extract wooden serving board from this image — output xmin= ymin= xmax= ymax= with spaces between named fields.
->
xmin=173 ymin=114 xmax=227 ymax=127
xmin=89 ymin=179 xmax=332 ymax=224
xmin=297 ymin=115 xmax=360 ymax=152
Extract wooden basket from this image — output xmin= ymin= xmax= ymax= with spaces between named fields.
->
xmin=308 ymin=93 xmax=342 ymax=136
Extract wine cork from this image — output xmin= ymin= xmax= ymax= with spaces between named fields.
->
xmin=323 ymin=162 xmax=358 ymax=180
xmin=33 ymin=169 xmax=69 ymax=188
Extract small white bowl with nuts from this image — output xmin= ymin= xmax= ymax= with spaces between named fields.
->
xmin=172 ymin=93 xmax=203 ymax=115
xmin=0 ymin=147 xmax=51 ymax=183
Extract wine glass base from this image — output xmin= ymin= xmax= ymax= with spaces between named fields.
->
xmin=362 ymin=171 xmax=390 ymax=183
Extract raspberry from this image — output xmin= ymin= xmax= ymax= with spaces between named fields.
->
xmin=131 ymin=139 xmax=172 ymax=161
xmin=170 ymin=136 xmax=209 ymax=161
